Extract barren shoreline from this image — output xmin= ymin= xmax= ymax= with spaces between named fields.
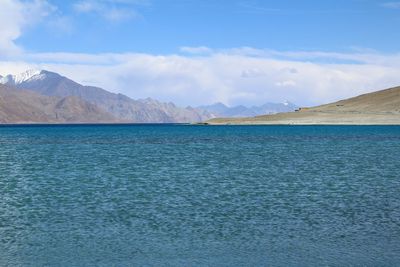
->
xmin=206 ymin=85 xmax=400 ymax=125
xmin=206 ymin=112 xmax=400 ymax=125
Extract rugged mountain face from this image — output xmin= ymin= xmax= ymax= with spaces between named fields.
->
xmin=198 ymin=101 xmax=298 ymax=118
xmin=0 ymin=70 xmax=212 ymax=123
xmin=0 ymin=84 xmax=118 ymax=123
xmin=207 ymin=86 xmax=400 ymax=125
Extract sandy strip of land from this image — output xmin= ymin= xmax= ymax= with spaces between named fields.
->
xmin=206 ymin=111 xmax=400 ymax=125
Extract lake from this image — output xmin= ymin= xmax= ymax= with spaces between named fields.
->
xmin=0 ymin=125 xmax=399 ymax=266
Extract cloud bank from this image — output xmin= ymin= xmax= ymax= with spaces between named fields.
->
xmin=1 ymin=48 xmax=400 ymax=107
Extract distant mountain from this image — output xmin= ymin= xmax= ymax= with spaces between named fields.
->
xmin=0 ymin=84 xmax=117 ymax=123
xmin=0 ymin=70 xmax=212 ymax=123
xmin=198 ymin=101 xmax=298 ymax=118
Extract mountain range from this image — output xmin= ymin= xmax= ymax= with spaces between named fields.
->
xmin=0 ymin=70 xmax=214 ymax=123
xmin=0 ymin=69 xmax=299 ymax=124
xmin=198 ymin=101 xmax=298 ymax=118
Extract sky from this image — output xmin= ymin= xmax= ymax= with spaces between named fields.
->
xmin=1 ymin=0 xmax=400 ymax=107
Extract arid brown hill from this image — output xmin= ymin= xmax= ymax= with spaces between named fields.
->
xmin=207 ymin=86 xmax=400 ymax=125
xmin=0 ymin=84 xmax=117 ymax=123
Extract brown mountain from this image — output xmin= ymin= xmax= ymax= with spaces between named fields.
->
xmin=0 ymin=84 xmax=118 ymax=123
xmin=207 ymin=86 xmax=400 ymax=125
xmin=0 ymin=70 xmax=212 ymax=123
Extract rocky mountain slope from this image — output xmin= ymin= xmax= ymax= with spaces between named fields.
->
xmin=0 ymin=84 xmax=117 ymax=123
xmin=0 ymin=70 xmax=212 ymax=123
xmin=207 ymin=86 xmax=400 ymax=125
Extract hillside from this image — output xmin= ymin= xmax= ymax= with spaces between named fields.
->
xmin=207 ymin=86 xmax=400 ymax=125
xmin=0 ymin=84 xmax=118 ymax=123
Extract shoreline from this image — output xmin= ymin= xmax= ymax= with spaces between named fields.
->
xmin=0 ymin=121 xmax=400 ymax=126
xmin=204 ymin=111 xmax=400 ymax=126
xmin=0 ymin=122 xmax=191 ymax=127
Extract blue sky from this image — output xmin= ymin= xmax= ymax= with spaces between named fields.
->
xmin=1 ymin=0 xmax=400 ymax=106
xmin=17 ymin=0 xmax=400 ymax=54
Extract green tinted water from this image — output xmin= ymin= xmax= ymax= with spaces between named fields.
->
xmin=0 ymin=125 xmax=399 ymax=266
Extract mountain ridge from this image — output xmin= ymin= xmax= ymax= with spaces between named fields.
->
xmin=0 ymin=84 xmax=118 ymax=123
xmin=1 ymin=70 xmax=213 ymax=123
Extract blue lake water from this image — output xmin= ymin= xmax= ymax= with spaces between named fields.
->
xmin=0 ymin=124 xmax=400 ymax=266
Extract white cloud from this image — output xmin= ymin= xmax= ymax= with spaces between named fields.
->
xmin=0 ymin=0 xmax=54 ymax=57
xmin=382 ymin=2 xmax=400 ymax=9
xmin=180 ymin=46 xmax=214 ymax=55
xmin=74 ymin=1 xmax=98 ymax=12
xmin=275 ymin=80 xmax=296 ymax=87
xmin=2 ymin=49 xmax=400 ymax=107
xmin=98 ymin=0 xmax=149 ymax=4
xmin=241 ymin=68 xmax=266 ymax=78
xmin=73 ymin=0 xmax=141 ymax=22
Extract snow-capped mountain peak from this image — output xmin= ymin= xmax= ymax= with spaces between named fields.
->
xmin=14 ymin=69 xmax=43 ymax=84
xmin=0 ymin=69 xmax=46 ymax=85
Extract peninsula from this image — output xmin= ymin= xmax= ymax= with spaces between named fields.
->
xmin=206 ymin=86 xmax=400 ymax=125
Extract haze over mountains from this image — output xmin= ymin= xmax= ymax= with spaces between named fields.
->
xmin=198 ymin=101 xmax=298 ymax=118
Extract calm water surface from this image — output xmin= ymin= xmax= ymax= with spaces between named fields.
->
xmin=0 ymin=125 xmax=400 ymax=266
